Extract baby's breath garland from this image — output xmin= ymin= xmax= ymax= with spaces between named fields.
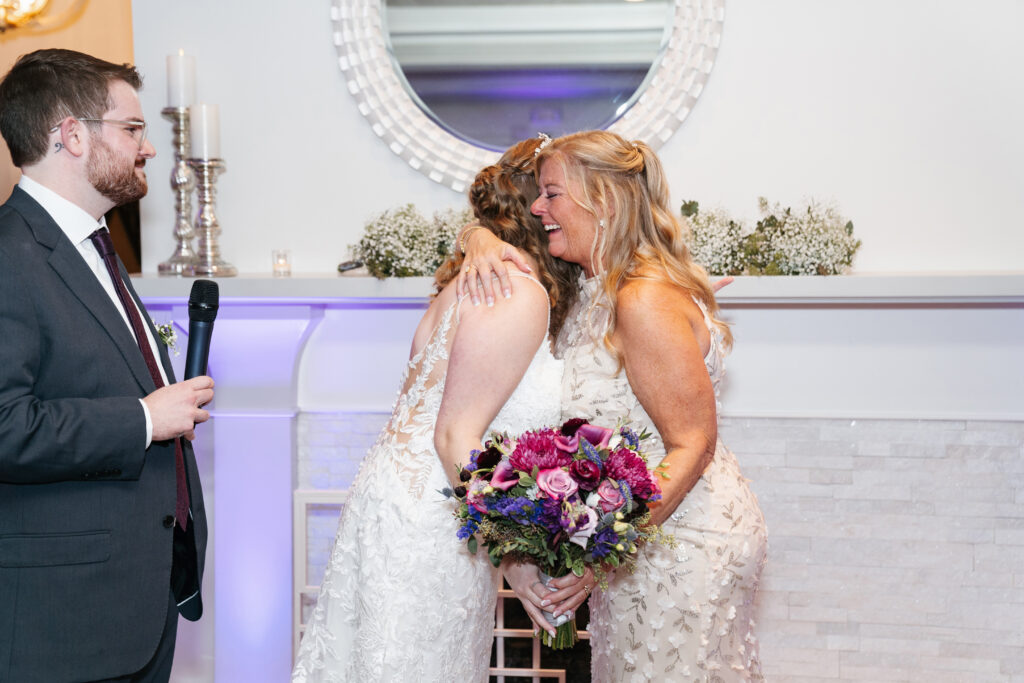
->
xmin=682 ymin=198 xmax=861 ymax=276
xmin=352 ymin=204 xmax=473 ymax=279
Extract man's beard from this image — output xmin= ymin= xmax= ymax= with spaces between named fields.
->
xmin=87 ymin=137 xmax=147 ymax=206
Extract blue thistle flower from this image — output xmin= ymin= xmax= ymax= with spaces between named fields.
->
xmin=619 ymin=427 xmax=640 ymax=450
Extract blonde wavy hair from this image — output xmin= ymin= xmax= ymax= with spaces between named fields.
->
xmin=535 ymin=130 xmax=732 ymax=358
xmin=434 ymin=137 xmax=581 ymax=339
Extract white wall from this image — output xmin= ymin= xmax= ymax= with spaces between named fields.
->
xmin=132 ymin=0 xmax=1024 ymax=275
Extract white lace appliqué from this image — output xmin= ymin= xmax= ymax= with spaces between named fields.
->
xmin=556 ymin=275 xmax=768 ymax=682
xmin=293 ymin=273 xmax=563 ymax=683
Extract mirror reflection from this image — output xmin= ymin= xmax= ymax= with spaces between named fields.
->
xmin=384 ymin=0 xmax=674 ymax=151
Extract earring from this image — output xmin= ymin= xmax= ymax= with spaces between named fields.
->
xmin=598 ymin=219 xmax=605 ymax=229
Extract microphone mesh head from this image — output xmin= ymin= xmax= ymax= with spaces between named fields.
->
xmin=188 ymin=279 xmax=219 ymax=322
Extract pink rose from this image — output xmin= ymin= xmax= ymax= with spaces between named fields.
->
xmin=490 ymin=460 xmax=519 ymax=491
xmin=536 ymin=468 xmax=579 ymax=501
xmin=592 ymin=479 xmax=625 ymax=513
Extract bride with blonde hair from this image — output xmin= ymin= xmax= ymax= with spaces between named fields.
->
xmin=461 ymin=129 xmax=767 ymax=681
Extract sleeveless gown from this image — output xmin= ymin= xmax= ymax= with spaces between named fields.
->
xmin=292 ymin=274 xmax=563 ymax=682
xmin=556 ymin=276 xmax=768 ymax=682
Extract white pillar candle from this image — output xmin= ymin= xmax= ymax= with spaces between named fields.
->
xmin=190 ymin=103 xmax=220 ymax=159
xmin=166 ymin=49 xmax=196 ymax=108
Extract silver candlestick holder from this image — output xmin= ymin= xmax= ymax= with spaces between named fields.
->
xmin=184 ymin=158 xmax=236 ymax=277
xmin=158 ymin=107 xmax=198 ymax=275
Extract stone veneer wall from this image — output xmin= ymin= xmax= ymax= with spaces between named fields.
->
xmin=297 ymin=414 xmax=1024 ymax=682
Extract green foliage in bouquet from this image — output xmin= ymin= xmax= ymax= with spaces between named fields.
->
xmin=353 ymin=204 xmax=473 ymax=279
xmin=682 ymin=197 xmax=861 ymax=276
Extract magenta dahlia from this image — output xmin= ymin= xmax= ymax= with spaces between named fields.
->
xmin=604 ymin=448 xmax=659 ymax=499
xmin=508 ymin=428 xmax=572 ymax=472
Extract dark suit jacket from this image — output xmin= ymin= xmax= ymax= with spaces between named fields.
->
xmin=0 ymin=186 xmax=208 ymax=682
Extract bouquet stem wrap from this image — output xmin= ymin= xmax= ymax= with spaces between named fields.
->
xmin=539 ymin=571 xmax=580 ymax=650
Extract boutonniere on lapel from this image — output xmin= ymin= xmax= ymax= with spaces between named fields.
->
xmin=154 ymin=321 xmax=181 ymax=356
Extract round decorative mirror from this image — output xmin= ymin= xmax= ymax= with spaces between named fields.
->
xmin=331 ymin=0 xmax=725 ymax=192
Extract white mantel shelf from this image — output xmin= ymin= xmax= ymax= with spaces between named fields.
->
xmin=133 ymin=273 xmax=1024 ymax=305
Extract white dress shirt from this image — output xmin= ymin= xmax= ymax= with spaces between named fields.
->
xmin=19 ymin=175 xmax=164 ymax=445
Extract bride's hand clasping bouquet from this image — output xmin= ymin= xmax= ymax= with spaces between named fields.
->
xmin=445 ymin=418 xmax=667 ymax=649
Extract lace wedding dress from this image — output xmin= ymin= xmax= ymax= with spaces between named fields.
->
xmin=292 ymin=274 xmax=563 ymax=683
xmin=556 ymin=276 xmax=768 ymax=682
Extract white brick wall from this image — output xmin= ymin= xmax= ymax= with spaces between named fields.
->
xmin=732 ymin=418 xmax=1024 ymax=682
xmin=297 ymin=414 xmax=1024 ymax=681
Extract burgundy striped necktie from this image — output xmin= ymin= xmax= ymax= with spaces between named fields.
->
xmin=89 ymin=227 xmax=190 ymax=530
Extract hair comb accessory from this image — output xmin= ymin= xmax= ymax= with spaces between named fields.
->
xmin=534 ymin=132 xmax=553 ymax=157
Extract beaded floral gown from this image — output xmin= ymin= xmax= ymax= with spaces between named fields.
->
xmin=556 ymin=276 xmax=768 ymax=682
xmin=292 ymin=275 xmax=563 ymax=683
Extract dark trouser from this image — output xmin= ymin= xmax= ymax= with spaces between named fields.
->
xmin=95 ymin=588 xmax=179 ymax=683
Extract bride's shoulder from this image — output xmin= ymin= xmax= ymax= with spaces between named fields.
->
xmin=617 ymin=272 xmax=696 ymax=307
xmin=616 ymin=274 xmax=704 ymax=330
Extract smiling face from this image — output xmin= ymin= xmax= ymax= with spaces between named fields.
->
xmin=85 ymin=80 xmax=155 ymax=208
xmin=531 ymin=155 xmax=602 ymax=277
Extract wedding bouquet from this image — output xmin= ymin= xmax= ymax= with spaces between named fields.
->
xmin=446 ymin=418 xmax=666 ymax=649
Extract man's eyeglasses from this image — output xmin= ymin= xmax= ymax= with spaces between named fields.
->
xmin=49 ymin=117 xmax=149 ymax=150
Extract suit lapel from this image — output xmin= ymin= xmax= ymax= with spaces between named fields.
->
xmin=8 ymin=188 xmax=157 ymax=394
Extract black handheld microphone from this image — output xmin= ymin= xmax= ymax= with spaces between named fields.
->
xmin=184 ymin=279 xmax=219 ymax=380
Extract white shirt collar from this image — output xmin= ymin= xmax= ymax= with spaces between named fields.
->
xmin=18 ymin=175 xmax=106 ymax=244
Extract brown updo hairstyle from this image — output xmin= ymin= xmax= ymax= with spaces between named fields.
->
xmin=434 ymin=137 xmax=581 ymax=339
xmin=535 ymin=130 xmax=732 ymax=354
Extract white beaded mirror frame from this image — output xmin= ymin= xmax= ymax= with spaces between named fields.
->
xmin=330 ymin=0 xmax=725 ymax=193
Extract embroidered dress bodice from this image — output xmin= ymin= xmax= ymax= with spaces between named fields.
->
xmin=555 ymin=276 xmax=727 ymax=468
xmin=555 ymin=274 xmax=768 ymax=682
xmin=293 ymin=272 xmax=562 ymax=683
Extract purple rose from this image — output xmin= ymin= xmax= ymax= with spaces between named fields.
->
xmin=536 ymin=468 xmax=579 ymax=501
xmin=591 ymin=479 xmax=626 ymax=513
xmin=569 ymin=459 xmax=602 ymax=491
xmin=490 ymin=460 xmax=519 ymax=491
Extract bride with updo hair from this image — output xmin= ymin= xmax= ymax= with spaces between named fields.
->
xmin=293 ymin=137 xmax=579 ymax=682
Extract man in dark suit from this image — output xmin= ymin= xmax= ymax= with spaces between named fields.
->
xmin=0 ymin=49 xmax=214 ymax=682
